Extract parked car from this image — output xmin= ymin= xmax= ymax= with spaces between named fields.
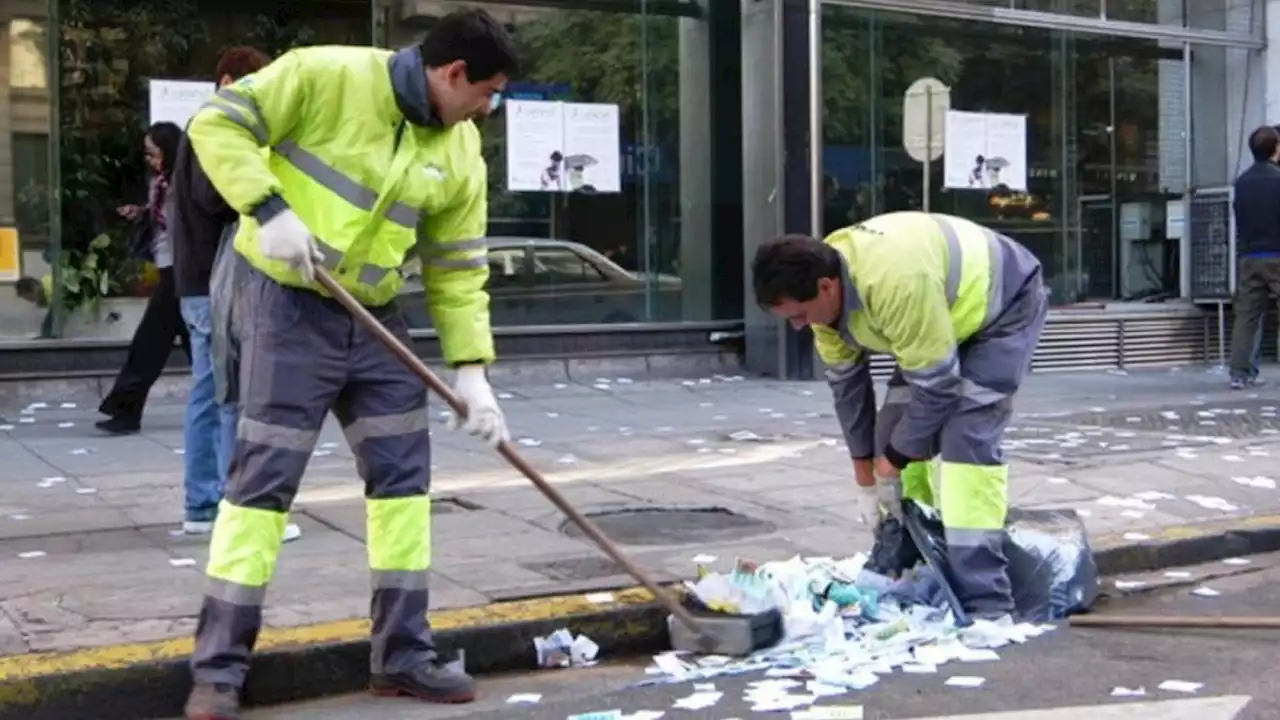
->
xmin=397 ymin=237 xmax=683 ymax=327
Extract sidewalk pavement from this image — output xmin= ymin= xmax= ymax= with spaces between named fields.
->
xmin=2 ymin=364 xmax=1278 ymax=655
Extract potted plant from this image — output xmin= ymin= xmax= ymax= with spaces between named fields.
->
xmin=56 ymin=232 xmax=147 ymax=340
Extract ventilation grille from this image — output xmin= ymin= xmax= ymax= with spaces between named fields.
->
xmin=865 ymin=308 xmax=1215 ymax=378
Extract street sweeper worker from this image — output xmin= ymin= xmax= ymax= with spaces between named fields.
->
xmin=750 ymin=211 xmax=1048 ymax=619
xmin=179 ymin=9 xmax=519 ymax=719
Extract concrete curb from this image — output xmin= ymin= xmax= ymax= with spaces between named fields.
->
xmin=5 ymin=515 xmax=1280 ymax=720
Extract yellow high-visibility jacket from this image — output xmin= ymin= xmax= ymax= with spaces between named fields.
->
xmin=187 ymin=45 xmax=493 ymax=365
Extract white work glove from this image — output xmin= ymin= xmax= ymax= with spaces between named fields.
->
xmin=857 ymin=475 xmax=902 ymax=524
xmin=257 ymin=209 xmax=322 ymax=282
xmin=449 ymin=365 xmax=510 ymax=448
xmin=876 ymin=473 xmax=904 ymax=520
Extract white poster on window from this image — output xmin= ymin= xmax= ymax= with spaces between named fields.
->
xmin=943 ymin=110 xmax=1028 ymax=192
xmin=505 ymin=100 xmax=621 ymax=193
xmin=149 ymin=79 xmax=216 ymax=128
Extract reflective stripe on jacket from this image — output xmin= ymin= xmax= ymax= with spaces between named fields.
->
xmin=813 ymin=211 xmax=1042 ymax=460
xmin=187 ymin=45 xmax=494 ymax=365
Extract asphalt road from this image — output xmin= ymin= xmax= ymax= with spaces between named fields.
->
xmin=222 ymin=553 xmax=1280 ymax=720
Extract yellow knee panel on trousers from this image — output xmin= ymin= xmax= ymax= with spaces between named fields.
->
xmin=367 ymin=495 xmax=432 ymax=571
xmin=939 ymin=462 xmax=1009 ymax=530
xmin=206 ymin=500 xmax=287 ymax=587
xmin=900 ymin=460 xmax=936 ymax=507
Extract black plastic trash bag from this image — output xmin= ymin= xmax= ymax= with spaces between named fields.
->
xmin=866 ymin=502 xmax=1098 ymax=622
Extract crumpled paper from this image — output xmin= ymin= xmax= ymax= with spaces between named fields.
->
xmin=533 ymin=628 xmax=600 ymax=669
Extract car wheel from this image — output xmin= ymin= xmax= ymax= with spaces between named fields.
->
xmin=601 ymin=310 xmax=637 ymax=324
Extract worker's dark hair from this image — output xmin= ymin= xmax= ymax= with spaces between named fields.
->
xmin=751 ymin=234 xmax=843 ymax=307
xmin=1249 ymin=125 xmax=1280 ymax=162
xmin=145 ymin=122 xmax=184 ymax=178
xmin=420 ymin=8 xmax=521 ymax=82
xmin=14 ymin=276 xmax=41 ymax=297
xmin=215 ymin=46 xmax=270 ymax=82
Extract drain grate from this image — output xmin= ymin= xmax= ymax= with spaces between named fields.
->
xmin=559 ymin=506 xmax=775 ymax=546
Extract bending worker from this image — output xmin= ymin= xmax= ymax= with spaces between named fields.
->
xmin=750 ymin=211 xmax=1048 ymax=619
xmin=181 ymin=10 xmax=519 ymax=719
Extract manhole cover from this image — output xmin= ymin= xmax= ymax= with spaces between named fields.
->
xmin=559 ymin=506 xmax=775 ymax=546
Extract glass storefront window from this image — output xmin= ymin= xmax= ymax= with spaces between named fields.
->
xmin=382 ymin=1 xmax=714 ymax=328
xmin=43 ymin=0 xmax=372 ymax=342
xmin=1 ymin=5 xmax=54 ymax=341
xmin=821 ymin=6 xmax=1190 ymax=306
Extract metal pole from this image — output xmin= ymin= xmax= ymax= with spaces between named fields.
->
xmin=808 ymin=0 xmax=823 ymax=236
xmin=1218 ymin=302 xmax=1227 ymax=366
xmin=923 ymin=86 xmax=932 ymax=213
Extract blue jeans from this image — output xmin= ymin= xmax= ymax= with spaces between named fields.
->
xmin=180 ymin=296 xmax=238 ymax=523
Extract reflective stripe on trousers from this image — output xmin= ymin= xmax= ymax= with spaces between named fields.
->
xmin=874 ymin=273 xmax=1048 ymax=617
xmin=191 ymin=267 xmax=438 ymax=687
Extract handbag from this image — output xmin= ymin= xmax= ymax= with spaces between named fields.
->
xmin=124 ymin=212 xmax=155 ymax=261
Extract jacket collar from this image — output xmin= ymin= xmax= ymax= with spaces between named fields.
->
xmin=388 ymin=46 xmax=441 ymax=127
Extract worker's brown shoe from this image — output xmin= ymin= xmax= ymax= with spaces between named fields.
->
xmin=370 ymin=661 xmax=476 ymax=704
xmin=184 ymin=682 xmax=241 ymax=720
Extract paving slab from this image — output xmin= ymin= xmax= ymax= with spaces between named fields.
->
xmin=0 ymin=365 xmax=1279 ymax=666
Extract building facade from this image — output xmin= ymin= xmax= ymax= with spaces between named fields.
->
xmin=0 ymin=0 xmax=1269 ymax=376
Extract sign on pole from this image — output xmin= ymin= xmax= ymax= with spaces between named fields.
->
xmin=902 ymin=77 xmax=951 ymax=212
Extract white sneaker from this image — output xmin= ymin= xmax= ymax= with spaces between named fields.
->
xmin=181 ymin=520 xmax=214 ymax=535
xmin=282 ymin=523 xmax=302 ymax=543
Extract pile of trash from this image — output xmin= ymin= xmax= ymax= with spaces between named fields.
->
xmin=633 ymin=505 xmax=1098 ymax=709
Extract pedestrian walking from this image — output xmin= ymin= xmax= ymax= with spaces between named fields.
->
xmin=96 ymin=122 xmax=191 ymax=435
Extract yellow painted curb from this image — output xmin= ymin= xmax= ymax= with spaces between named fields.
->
xmin=0 ymin=586 xmax=658 ymax=684
xmin=1092 ymin=513 xmax=1280 ymax=551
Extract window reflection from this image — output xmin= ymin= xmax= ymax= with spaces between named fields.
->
xmin=9 ymin=19 xmax=47 ymax=90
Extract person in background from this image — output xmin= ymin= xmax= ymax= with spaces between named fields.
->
xmin=1229 ymin=125 xmax=1280 ymax=390
xmin=13 ymin=275 xmax=54 ymax=338
xmin=96 ymin=122 xmax=191 ymax=434
xmin=168 ymin=45 xmax=301 ymax=542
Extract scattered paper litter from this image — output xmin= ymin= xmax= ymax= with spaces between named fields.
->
xmin=1163 ymin=571 xmax=1192 ymax=580
xmin=1158 ymin=680 xmax=1203 ymax=693
xmin=1190 ymin=586 xmax=1221 ymax=597
xmin=1222 ymin=557 xmax=1251 ymax=566
xmin=792 ymin=707 xmax=864 ymax=719
xmin=1046 ymin=477 xmax=1070 ymax=484
xmin=74 ymin=487 xmax=97 ymax=495
xmin=945 ymin=675 xmax=986 ymax=688
xmin=532 ymin=628 xmax=599 ymax=669
xmin=1184 ymin=495 xmax=1238 ymax=512
xmin=0 ymin=425 xmax=13 ymax=431
xmin=1133 ymin=490 xmax=1176 ymax=501
xmin=58 ymin=422 xmax=75 ymax=428
xmin=9 ymin=514 xmax=29 ymax=521
xmin=1114 ymin=580 xmax=1147 ymax=590
xmin=691 ymin=554 xmax=717 ymax=564
xmin=60 ymin=402 xmax=76 ymax=409
xmin=18 ymin=551 xmax=46 ymax=559
xmin=585 ymin=592 xmax=615 ymax=604
xmin=1111 ymin=686 xmax=1147 ymax=697
xmin=566 ymin=712 xmax=623 ymax=720
xmin=672 ymin=690 xmax=723 ymax=710
xmin=1231 ymin=476 xmax=1276 ymax=489
xmin=168 ymin=558 xmax=197 ymax=568
xmin=1122 ymin=532 xmax=1151 ymax=542
xmin=505 ymin=693 xmax=541 ymax=704
xmin=19 ymin=417 xmax=34 ymax=424
xmin=516 ymin=437 xmax=543 ymax=447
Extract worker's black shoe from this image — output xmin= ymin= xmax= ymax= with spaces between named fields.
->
xmin=184 ymin=683 xmax=241 ymax=720
xmin=370 ymin=661 xmax=476 ymax=704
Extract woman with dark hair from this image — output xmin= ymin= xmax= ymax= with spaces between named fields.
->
xmin=96 ymin=121 xmax=192 ymax=435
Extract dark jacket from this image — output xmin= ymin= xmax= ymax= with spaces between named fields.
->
xmin=171 ymin=133 xmax=236 ymax=297
xmin=1232 ymin=160 xmax=1280 ymax=256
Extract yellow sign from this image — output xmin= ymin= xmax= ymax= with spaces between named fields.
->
xmin=0 ymin=227 xmax=18 ymax=282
